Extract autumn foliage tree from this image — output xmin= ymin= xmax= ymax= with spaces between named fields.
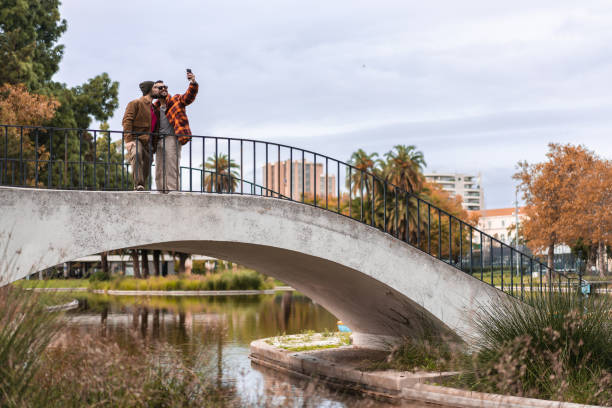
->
xmin=515 ymin=143 xmax=611 ymax=277
xmin=0 ymin=84 xmax=59 ymax=185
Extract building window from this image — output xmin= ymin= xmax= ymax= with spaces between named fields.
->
xmin=488 ymin=221 xmax=492 ymax=228
xmin=501 ymin=220 xmax=505 ymax=227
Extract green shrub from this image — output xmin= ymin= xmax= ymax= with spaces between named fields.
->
xmin=191 ymin=260 xmax=207 ymax=275
xmin=88 ymin=271 xmax=110 ymax=282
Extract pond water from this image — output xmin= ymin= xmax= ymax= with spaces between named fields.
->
xmin=64 ymin=292 xmax=427 ymax=407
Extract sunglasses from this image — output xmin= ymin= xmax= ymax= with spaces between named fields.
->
xmin=155 ymin=85 xmax=168 ymax=90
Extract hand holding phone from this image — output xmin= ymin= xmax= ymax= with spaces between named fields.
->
xmin=186 ymin=69 xmax=195 ymax=83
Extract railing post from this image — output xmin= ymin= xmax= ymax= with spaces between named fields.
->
xmin=121 ymin=131 xmax=125 ymax=190
xmin=427 ymin=204 xmax=431 ymax=254
xmin=448 ymin=214 xmax=452 ymax=264
xmin=48 ymin=130 xmax=53 ymax=187
xmin=325 ymin=157 xmax=329 ymax=209
xmin=383 ymin=183 xmax=387 ymax=232
xmin=348 ymin=166 xmax=351 ymax=218
xmin=480 ymin=231 xmax=484 ymax=281
xmin=238 ymin=139 xmax=242 ymax=194
xmin=359 ymin=170 xmax=364 ymax=222
xmin=520 ymin=254 xmax=524 ymax=301
xmin=405 ymin=192 xmax=409 ymax=242
xmin=490 ymin=237 xmax=493 ymax=286
xmin=530 ymin=258 xmax=534 ymax=297
xmin=20 ymin=127 xmax=25 ymax=186
xmin=394 ymin=187 xmax=398 ymax=238
xmin=438 ymin=209 xmax=442 ymax=260
xmin=215 ymin=138 xmax=219 ymax=193
xmin=359 ymin=171 xmax=364 ymax=222
xmin=501 ymin=245 xmax=504 ymax=292
xmin=63 ymin=129 xmax=68 ymax=188
xmin=93 ymin=130 xmax=97 ymax=189
xmin=371 ymin=174 xmax=374 ymax=225
xmin=253 ymin=141 xmax=256 ymax=195
xmin=35 ymin=128 xmax=39 ymax=187
xmin=470 ymin=227 xmax=473 ymax=275
xmin=189 ymin=138 xmax=193 ymax=192
xmin=314 ymin=154 xmax=317 ymax=207
xmin=228 ymin=139 xmax=232 ymax=193
xmin=106 ymin=130 xmax=111 ymax=189
xmin=2 ymin=126 xmax=8 ymax=185
xmin=338 ymin=161 xmax=341 ymax=214
xmin=459 ymin=221 xmax=463 ymax=270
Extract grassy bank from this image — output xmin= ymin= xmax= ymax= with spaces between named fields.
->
xmin=93 ymin=270 xmax=272 ymax=291
xmin=15 ymin=269 xmax=273 ymax=292
xmin=381 ymin=293 xmax=612 ymax=406
xmin=15 ymin=279 xmax=91 ymax=288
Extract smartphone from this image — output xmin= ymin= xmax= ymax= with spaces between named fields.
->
xmin=186 ymin=68 xmax=192 ymax=73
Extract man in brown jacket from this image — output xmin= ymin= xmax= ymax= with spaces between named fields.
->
xmin=122 ymin=81 xmax=158 ymax=191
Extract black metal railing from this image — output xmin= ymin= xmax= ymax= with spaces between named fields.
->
xmin=0 ymin=124 xmax=580 ymax=300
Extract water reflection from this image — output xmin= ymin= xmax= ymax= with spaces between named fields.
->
xmin=65 ymin=292 xmax=406 ymax=407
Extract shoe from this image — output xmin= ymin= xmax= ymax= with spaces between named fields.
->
xmin=135 ymin=185 xmax=145 ymax=191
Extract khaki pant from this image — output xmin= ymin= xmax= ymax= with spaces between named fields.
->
xmin=155 ymin=135 xmax=181 ymax=192
xmin=126 ymin=140 xmax=152 ymax=189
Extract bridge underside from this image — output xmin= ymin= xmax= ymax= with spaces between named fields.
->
xmin=142 ymin=240 xmax=461 ymax=346
xmin=0 ymin=187 xmax=511 ymax=349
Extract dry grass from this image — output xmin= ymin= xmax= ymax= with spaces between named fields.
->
xmin=0 ymin=284 xmax=237 ymax=407
xmin=450 ymin=293 xmax=612 ymax=405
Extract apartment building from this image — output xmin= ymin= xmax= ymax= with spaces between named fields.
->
xmin=262 ymin=160 xmax=337 ymax=201
xmin=424 ymin=172 xmax=484 ymax=211
xmin=473 ymin=207 xmax=526 ymax=244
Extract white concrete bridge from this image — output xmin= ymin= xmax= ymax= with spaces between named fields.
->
xmin=0 ymin=186 xmax=512 ymax=349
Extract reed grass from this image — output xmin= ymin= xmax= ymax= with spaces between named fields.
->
xmin=461 ymin=293 xmax=612 ymax=405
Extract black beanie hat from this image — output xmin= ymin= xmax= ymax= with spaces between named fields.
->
xmin=139 ymin=81 xmax=154 ymax=96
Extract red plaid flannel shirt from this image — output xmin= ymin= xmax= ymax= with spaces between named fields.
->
xmin=154 ymin=82 xmax=199 ymax=145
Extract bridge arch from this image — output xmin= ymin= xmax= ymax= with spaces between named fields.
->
xmin=0 ymin=186 xmax=510 ymax=348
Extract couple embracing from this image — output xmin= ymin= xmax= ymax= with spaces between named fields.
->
xmin=122 ymin=70 xmax=198 ymax=192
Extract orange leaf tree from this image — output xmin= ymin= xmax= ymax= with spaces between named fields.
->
xmin=515 ymin=143 xmax=610 ymax=275
xmin=0 ymin=83 xmax=59 ymax=185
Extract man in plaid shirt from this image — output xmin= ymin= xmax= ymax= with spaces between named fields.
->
xmin=152 ymin=71 xmax=199 ymax=192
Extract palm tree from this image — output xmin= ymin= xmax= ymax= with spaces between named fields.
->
xmin=202 ymin=154 xmax=240 ymax=193
xmin=380 ymin=145 xmax=426 ymax=193
xmin=347 ymin=149 xmax=379 ymax=195
xmin=379 ymin=145 xmax=426 ymax=241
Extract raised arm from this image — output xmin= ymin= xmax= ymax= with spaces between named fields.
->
xmin=179 ymin=81 xmax=199 ymax=106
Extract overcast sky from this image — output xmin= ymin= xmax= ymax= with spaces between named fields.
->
xmin=54 ymin=1 xmax=612 ymax=208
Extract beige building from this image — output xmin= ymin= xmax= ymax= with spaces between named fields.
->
xmin=473 ymin=207 xmax=526 ymax=244
xmin=424 ymin=172 xmax=484 ymax=211
xmin=262 ymin=160 xmax=337 ymax=201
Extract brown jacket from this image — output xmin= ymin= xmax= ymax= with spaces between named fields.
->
xmin=122 ymin=96 xmax=158 ymax=147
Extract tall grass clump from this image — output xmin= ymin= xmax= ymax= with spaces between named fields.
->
xmin=0 ymin=285 xmax=62 ymax=406
xmin=34 ymin=334 xmax=236 ymax=407
xmin=468 ymin=293 xmax=612 ymax=405
xmin=0 ymin=283 xmax=237 ymax=407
